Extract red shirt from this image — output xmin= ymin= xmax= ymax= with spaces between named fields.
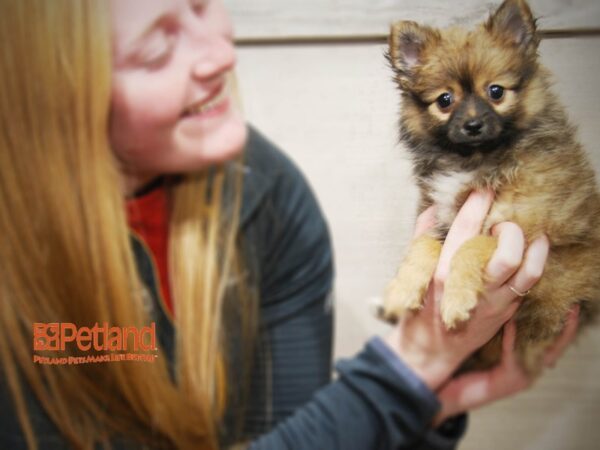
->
xmin=125 ymin=178 xmax=174 ymax=316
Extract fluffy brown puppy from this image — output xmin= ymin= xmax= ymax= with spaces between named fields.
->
xmin=383 ymin=0 xmax=600 ymax=374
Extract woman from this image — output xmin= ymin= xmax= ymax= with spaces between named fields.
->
xmin=0 ymin=0 xmax=579 ymax=449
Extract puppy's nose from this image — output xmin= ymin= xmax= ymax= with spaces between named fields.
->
xmin=463 ymin=119 xmax=483 ymax=135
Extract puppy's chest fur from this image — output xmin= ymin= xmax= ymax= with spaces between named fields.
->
xmin=428 ymin=170 xmax=477 ymax=229
xmin=424 ymin=169 xmax=513 ymax=237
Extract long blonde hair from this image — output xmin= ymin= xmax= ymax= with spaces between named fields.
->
xmin=0 ymin=0 xmax=253 ymax=448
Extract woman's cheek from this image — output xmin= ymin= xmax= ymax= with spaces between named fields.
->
xmin=116 ymin=71 xmax=177 ymax=117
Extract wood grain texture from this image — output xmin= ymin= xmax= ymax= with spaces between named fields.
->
xmin=224 ymin=0 xmax=600 ymax=41
xmin=236 ymin=36 xmax=600 ymax=450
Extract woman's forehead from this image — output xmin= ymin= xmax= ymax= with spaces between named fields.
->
xmin=110 ymin=0 xmax=182 ymax=49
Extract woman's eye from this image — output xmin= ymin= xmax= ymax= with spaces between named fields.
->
xmin=137 ymin=34 xmax=174 ymax=68
xmin=436 ymin=92 xmax=453 ymax=109
xmin=140 ymin=47 xmax=168 ymax=66
xmin=488 ymin=84 xmax=505 ymax=100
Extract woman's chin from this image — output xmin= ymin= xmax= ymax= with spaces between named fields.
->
xmin=175 ymin=114 xmax=248 ymax=170
xmin=200 ymin=117 xmax=248 ymax=164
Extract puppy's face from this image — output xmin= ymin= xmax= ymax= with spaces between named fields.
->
xmin=389 ymin=0 xmax=543 ymax=157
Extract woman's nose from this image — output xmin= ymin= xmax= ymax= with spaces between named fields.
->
xmin=190 ymin=36 xmax=236 ymax=81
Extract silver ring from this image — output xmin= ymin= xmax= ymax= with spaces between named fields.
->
xmin=509 ymin=285 xmax=530 ymax=297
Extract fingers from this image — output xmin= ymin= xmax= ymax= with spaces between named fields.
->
xmin=496 ymin=234 xmax=550 ymax=301
xmin=413 ymin=205 xmax=437 ymax=238
xmin=543 ymin=304 xmax=580 ymax=368
xmin=499 ymin=317 xmax=529 ymax=375
xmin=486 ymin=222 xmax=525 ymax=289
xmin=434 ymin=319 xmax=531 ymax=423
xmin=501 ymin=317 xmax=517 ymax=361
xmin=436 ymin=190 xmax=494 ymax=281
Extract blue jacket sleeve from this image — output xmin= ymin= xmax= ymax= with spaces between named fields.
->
xmin=248 ymin=337 xmax=466 ymax=450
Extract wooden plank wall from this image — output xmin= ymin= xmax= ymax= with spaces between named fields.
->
xmin=230 ymin=1 xmax=600 ymax=449
xmin=226 ymin=0 xmax=600 ymax=42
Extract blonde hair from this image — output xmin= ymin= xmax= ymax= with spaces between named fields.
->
xmin=0 ymin=0 xmax=254 ymax=448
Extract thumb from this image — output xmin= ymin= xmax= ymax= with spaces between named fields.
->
xmin=435 ymin=371 xmax=493 ymax=425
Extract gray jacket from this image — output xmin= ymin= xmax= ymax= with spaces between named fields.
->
xmin=0 ymin=126 xmax=466 ymax=449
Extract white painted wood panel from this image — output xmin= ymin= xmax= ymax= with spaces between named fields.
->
xmin=236 ymin=36 xmax=600 ymax=449
xmin=224 ymin=0 xmax=600 ymax=41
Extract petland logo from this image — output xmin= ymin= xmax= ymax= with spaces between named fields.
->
xmin=33 ymin=322 xmax=158 ymax=364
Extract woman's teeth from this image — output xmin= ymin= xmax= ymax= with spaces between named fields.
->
xmin=185 ymin=87 xmax=228 ymax=116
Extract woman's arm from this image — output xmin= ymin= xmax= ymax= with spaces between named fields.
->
xmin=239 ymin=129 xmax=574 ymax=450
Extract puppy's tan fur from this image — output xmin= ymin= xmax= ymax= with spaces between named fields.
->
xmin=383 ymin=0 xmax=600 ymax=374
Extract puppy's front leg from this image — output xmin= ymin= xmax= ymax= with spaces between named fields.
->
xmin=382 ymin=234 xmax=442 ymax=322
xmin=442 ymin=235 xmax=498 ymax=329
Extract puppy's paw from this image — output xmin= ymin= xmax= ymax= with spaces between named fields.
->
xmin=380 ymin=234 xmax=442 ymax=323
xmin=440 ymin=285 xmax=478 ymax=329
xmin=441 ymin=235 xmax=497 ymax=329
xmin=381 ymin=276 xmax=426 ymax=322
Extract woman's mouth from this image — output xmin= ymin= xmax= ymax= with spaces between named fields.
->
xmin=182 ymin=83 xmax=230 ymax=119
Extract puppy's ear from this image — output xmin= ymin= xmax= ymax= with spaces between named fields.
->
xmin=486 ymin=0 xmax=539 ymax=52
xmin=388 ymin=21 xmax=439 ymax=87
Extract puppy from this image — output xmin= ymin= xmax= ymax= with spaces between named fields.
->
xmin=382 ymin=0 xmax=600 ymax=374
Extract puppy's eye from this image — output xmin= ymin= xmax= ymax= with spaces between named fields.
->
xmin=436 ymin=92 xmax=453 ymax=109
xmin=488 ymin=85 xmax=505 ymax=100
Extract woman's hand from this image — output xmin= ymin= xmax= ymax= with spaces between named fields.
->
xmin=432 ymin=304 xmax=580 ymax=426
xmin=384 ymin=190 xmax=550 ymax=391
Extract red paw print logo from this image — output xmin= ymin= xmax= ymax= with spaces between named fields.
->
xmin=33 ymin=323 xmax=60 ymax=351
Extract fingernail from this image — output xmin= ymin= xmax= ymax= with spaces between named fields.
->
xmin=527 ymin=234 xmax=550 ymax=260
xmin=490 ymin=221 xmax=507 ymax=237
xmin=481 ymin=189 xmax=494 ymax=203
xmin=491 ymin=223 xmax=500 ymax=237
xmin=464 ymin=190 xmax=491 ymax=213
xmin=532 ymin=234 xmax=549 ymax=247
xmin=570 ymin=303 xmax=581 ymax=316
xmin=472 ymin=189 xmax=489 ymax=202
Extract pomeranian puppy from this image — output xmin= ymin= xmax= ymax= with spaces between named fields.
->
xmin=382 ymin=0 xmax=600 ymax=374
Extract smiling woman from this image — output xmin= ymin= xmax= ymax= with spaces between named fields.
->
xmin=109 ymin=0 xmax=247 ymax=194
xmin=0 ymin=0 xmax=582 ymax=449
xmin=0 ymin=0 xmax=249 ymax=448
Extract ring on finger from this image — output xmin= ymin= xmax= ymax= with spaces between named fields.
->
xmin=508 ymin=285 xmax=530 ymax=297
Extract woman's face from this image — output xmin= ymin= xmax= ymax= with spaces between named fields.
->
xmin=109 ymin=0 xmax=247 ymax=192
